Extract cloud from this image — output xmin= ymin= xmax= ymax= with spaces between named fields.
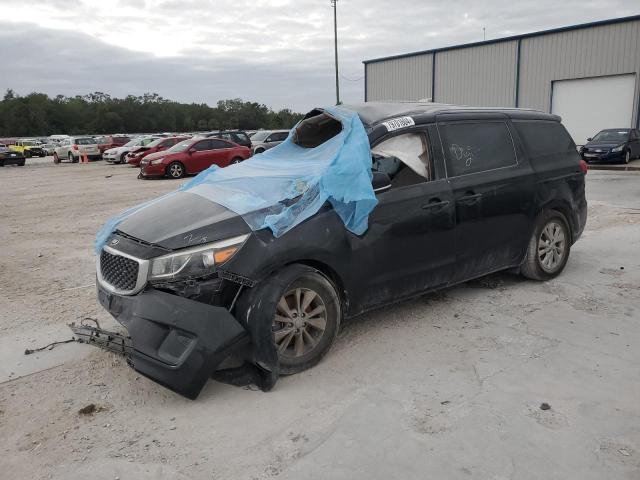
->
xmin=0 ymin=0 xmax=638 ymax=111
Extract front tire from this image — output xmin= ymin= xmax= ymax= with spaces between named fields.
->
xmin=521 ymin=210 xmax=571 ymax=281
xmin=265 ymin=266 xmax=341 ymax=374
xmin=69 ymin=153 xmax=78 ymax=163
xmin=120 ymin=153 xmax=127 ymax=164
xmin=25 ymin=150 xmax=32 ymax=158
xmin=53 ymin=153 xmax=60 ymax=164
xmin=623 ymin=150 xmax=630 ymax=164
xmin=230 ymin=157 xmax=243 ymax=165
xmin=166 ymin=161 xmax=185 ymax=179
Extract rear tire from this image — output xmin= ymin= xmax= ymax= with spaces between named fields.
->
xmin=254 ymin=148 xmax=265 ymax=154
xmin=25 ymin=150 xmax=32 ymax=158
xmin=18 ymin=160 xmax=25 ymax=166
xmin=53 ymin=153 xmax=60 ymax=164
xmin=230 ymin=157 xmax=243 ymax=165
xmin=166 ymin=161 xmax=185 ymax=179
xmin=521 ymin=210 xmax=571 ymax=281
xmin=69 ymin=153 xmax=78 ymax=163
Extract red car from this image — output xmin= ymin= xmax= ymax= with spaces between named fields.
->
xmin=139 ymin=137 xmax=251 ymax=179
xmin=97 ymin=135 xmax=130 ymax=154
xmin=127 ymin=136 xmax=189 ymax=167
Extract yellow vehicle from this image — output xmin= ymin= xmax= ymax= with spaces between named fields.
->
xmin=10 ymin=139 xmax=46 ymax=158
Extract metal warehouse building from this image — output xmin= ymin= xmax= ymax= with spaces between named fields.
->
xmin=363 ymin=15 xmax=640 ymax=145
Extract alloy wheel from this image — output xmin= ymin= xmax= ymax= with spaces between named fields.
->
xmin=169 ymin=163 xmax=183 ymax=178
xmin=537 ymin=221 xmax=566 ymax=273
xmin=625 ymin=151 xmax=630 ymax=164
xmin=272 ymin=288 xmax=327 ymax=359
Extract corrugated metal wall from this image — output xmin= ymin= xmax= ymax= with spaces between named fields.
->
xmin=518 ymin=20 xmax=640 ymax=113
xmin=364 ymin=18 xmax=640 ymax=126
xmin=434 ymin=41 xmax=517 ymax=107
xmin=365 ymin=54 xmax=433 ymax=102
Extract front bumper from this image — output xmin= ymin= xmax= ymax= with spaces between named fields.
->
xmin=139 ymin=162 xmax=166 ymax=176
xmin=582 ymin=150 xmax=624 ymax=163
xmin=127 ymin=156 xmax=143 ymax=166
xmin=95 ymin=284 xmax=249 ymax=399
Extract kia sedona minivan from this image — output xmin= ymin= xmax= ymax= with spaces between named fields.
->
xmin=89 ymin=102 xmax=587 ymax=399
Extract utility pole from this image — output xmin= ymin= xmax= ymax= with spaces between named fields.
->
xmin=483 ymin=27 xmax=486 ymax=41
xmin=331 ymin=0 xmax=340 ymax=105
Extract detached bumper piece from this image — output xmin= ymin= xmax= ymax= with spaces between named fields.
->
xmin=83 ymin=287 xmax=250 ymax=399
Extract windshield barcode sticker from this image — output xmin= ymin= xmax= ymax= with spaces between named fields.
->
xmin=381 ymin=116 xmax=415 ymax=132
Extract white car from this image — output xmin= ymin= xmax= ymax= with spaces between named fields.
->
xmin=53 ymin=137 xmax=101 ymax=163
xmin=103 ymin=136 xmax=160 ymax=164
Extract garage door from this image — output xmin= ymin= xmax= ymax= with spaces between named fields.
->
xmin=551 ymin=74 xmax=636 ymax=145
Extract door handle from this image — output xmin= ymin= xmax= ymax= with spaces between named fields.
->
xmin=422 ymin=199 xmax=450 ymax=210
xmin=458 ymin=192 xmax=483 ymax=204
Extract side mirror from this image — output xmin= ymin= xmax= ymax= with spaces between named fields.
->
xmin=188 ymin=148 xmax=196 ymax=154
xmin=587 ymin=137 xmax=592 ymax=142
xmin=372 ymin=171 xmax=391 ymax=193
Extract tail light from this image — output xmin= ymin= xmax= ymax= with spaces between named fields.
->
xmin=72 ymin=144 xmax=78 ymax=151
xmin=579 ymin=159 xmax=588 ymax=175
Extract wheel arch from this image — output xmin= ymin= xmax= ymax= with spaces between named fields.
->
xmin=535 ymin=201 xmax=574 ymax=244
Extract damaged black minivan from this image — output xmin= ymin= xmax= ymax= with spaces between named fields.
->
xmin=84 ymin=103 xmax=587 ymax=399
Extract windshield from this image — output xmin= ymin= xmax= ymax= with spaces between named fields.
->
xmin=592 ymin=130 xmax=629 ymax=142
xmin=251 ymin=131 xmax=270 ymax=142
xmin=141 ymin=137 xmax=158 ymax=146
xmin=146 ymin=138 xmax=168 ymax=148
xmin=23 ymin=140 xmax=38 ymax=146
xmin=168 ymin=140 xmax=192 ymax=153
xmin=124 ymin=139 xmax=141 ymax=147
xmin=75 ymin=137 xmax=97 ymax=145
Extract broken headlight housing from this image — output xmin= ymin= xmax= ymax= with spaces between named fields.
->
xmin=148 ymin=234 xmax=249 ymax=282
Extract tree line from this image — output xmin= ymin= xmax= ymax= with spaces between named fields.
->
xmin=0 ymin=89 xmax=305 ymax=137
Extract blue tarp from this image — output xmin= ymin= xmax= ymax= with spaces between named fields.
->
xmin=95 ymin=106 xmax=377 ymax=254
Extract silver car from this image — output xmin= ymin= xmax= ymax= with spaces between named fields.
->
xmin=103 ymin=136 xmax=160 ymax=164
xmin=251 ymin=130 xmax=290 ymax=154
xmin=53 ymin=137 xmax=101 ymax=163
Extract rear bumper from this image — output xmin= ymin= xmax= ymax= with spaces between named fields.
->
xmin=127 ymin=157 xmax=143 ymax=166
xmin=95 ymin=285 xmax=249 ymax=399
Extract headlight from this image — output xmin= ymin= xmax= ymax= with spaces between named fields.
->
xmin=611 ymin=144 xmax=624 ymax=152
xmin=148 ymin=234 xmax=249 ymax=281
xmin=150 ymin=158 xmax=165 ymax=165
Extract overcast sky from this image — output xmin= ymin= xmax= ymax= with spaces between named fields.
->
xmin=0 ymin=0 xmax=638 ymax=112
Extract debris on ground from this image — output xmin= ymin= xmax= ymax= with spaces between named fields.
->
xmin=78 ymin=404 xmax=105 ymax=415
xmin=540 ymin=403 xmax=551 ymax=411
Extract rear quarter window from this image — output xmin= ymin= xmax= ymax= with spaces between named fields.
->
xmin=438 ymin=121 xmax=517 ymax=177
xmin=513 ymin=121 xmax=579 ymax=169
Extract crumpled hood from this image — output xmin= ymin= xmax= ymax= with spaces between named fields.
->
xmin=116 ymin=191 xmax=251 ymax=250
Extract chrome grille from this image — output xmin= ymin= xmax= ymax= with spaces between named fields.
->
xmin=100 ymin=249 xmax=139 ymax=291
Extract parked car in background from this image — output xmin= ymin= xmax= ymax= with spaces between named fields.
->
xmin=53 ymin=136 xmax=101 ymax=163
xmin=10 ymin=139 xmax=46 ymax=157
xmin=581 ymin=128 xmax=640 ymax=164
xmin=202 ymin=130 xmax=252 ymax=149
xmin=97 ymin=135 xmax=131 ymax=154
xmin=127 ymin=136 xmax=189 ymax=167
xmin=41 ymin=143 xmax=57 ymax=155
xmin=139 ymin=137 xmax=251 ymax=179
xmin=103 ymin=136 xmax=160 ymax=164
xmin=250 ymin=130 xmax=289 ymax=154
xmin=0 ymin=145 xmax=25 ymax=166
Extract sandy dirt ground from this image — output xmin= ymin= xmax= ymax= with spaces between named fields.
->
xmin=0 ymin=159 xmax=639 ymax=480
